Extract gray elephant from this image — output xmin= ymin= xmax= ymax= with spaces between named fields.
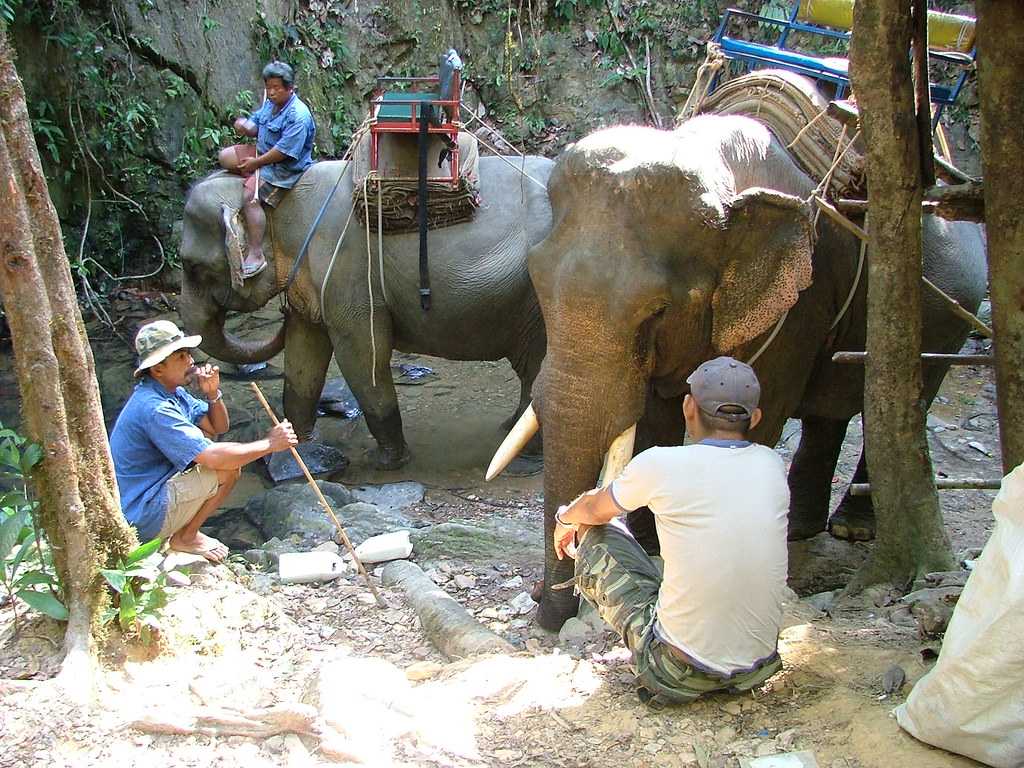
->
xmin=179 ymin=157 xmax=553 ymax=468
xmin=498 ymin=115 xmax=986 ymax=629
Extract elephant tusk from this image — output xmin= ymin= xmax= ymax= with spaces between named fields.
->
xmin=597 ymin=424 xmax=637 ymax=488
xmin=485 ymin=404 xmax=540 ymax=481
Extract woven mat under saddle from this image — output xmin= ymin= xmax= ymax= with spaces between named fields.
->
xmin=697 ymin=69 xmax=866 ymax=199
xmin=352 ymin=130 xmax=481 ymax=234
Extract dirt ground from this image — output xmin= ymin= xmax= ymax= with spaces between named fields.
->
xmin=0 ymin=304 xmax=1003 ymax=768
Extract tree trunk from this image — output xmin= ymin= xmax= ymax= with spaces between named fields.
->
xmin=976 ymin=1 xmax=1024 ymax=473
xmin=848 ymin=0 xmax=953 ymax=587
xmin=0 ymin=29 xmax=136 ymax=695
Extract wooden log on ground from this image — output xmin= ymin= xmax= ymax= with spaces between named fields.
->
xmin=131 ymin=703 xmax=320 ymax=738
xmin=381 ymin=560 xmax=514 ymax=659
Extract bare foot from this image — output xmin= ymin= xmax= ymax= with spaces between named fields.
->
xmin=169 ymin=531 xmax=228 ymax=563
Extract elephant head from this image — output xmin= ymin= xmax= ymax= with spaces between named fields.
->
xmin=177 ymin=172 xmax=288 ymax=363
xmin=508 ymin=117 xmax=815 ymax=628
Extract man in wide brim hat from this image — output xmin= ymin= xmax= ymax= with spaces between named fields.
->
xmin=110 ymin=320 xmax=297 ymax=561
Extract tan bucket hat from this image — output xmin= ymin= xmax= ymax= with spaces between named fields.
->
xmin=133 ymin=320 xmax=202 ymax=377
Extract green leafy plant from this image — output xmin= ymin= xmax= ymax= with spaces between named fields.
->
xmin=0 ymin=423 xmax=68 ymax=630
xmin=100 ymin=537 xmax=169 ymax=643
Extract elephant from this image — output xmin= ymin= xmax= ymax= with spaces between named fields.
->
xmin=178 ymin=156 xmax=553 ymax=468
xmin=504 ymin=114 xmax=986 ymax=629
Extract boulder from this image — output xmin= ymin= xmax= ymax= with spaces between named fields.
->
xmin=410 ymin=518 xmax=541 ymax=566
xmin=248 ymin=482 xmax=412 ymax=549
xmin=349 ymin=481 xmax=426 ymax=513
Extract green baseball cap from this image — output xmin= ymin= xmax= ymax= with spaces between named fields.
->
xmin=133 ymin=320 xmax=202 ymax=377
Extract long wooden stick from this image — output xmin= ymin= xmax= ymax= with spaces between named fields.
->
xmin=249 ymin=382 xmax=386 ymax=607
xmin=849 ymin=478 xmax=1002 ymax=496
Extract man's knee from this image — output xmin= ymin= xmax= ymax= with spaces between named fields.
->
xmin=216 ymin=467 xmax=241 ymax=487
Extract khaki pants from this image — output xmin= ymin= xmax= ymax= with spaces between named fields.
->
xmin=574 ymin=521 xmax=782 ymax=706
xmin=157 ymin=465 xmax=219 ymax=539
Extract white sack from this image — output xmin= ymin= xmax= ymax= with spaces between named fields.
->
xmin=894 ymin=463 xmax=1024 ymax=768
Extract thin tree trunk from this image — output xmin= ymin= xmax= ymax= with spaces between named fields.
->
xmin=0 ymin=29 xmax=135 ymax=696
xmin=849 ymin=0 xmax=953 ymax=588
xmin=976 ymin=1 xmax=1024 ymax=473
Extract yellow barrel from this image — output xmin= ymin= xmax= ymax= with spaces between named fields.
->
xmin=797 ymin=0 xmax=975 ymax=52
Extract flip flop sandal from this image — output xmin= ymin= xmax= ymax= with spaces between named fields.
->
xmin=242 ymin=260 xmax=268 ymax=279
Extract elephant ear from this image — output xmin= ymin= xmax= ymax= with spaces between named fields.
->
xmin=710 ymin=187 xmax=814 ymax=353
xmin=221 ymin=204 xmax=246 ymax=292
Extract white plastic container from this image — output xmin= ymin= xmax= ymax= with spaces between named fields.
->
xmin=278 ymin=551 xmax=348 ymax=584
xmin=353 ymin=530 xmax=413 ymax=564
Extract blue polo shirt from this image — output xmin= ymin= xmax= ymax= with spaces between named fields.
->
xmin=110 ymin=378 xmax=212 ymax=541
xmin=250 ymin=91 xmax=315 ymax=189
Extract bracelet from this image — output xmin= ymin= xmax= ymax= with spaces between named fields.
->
xmin=207 ymin=389 xmax=223 ymax=404
xmin=555 ymin=509 xmax=574 ymax=528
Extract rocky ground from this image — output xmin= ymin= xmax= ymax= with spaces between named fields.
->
xmin=0 ymin=303 xmax=1003 ymax=768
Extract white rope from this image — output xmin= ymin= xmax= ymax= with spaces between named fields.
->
xmin=745 ymin=310 xmax=789 ymax=366
xmin=828 ymin=214 xmax=867 ymax=332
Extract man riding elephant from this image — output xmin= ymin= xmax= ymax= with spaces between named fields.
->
xmin=219 ymin=61 xmax=316 ymax=279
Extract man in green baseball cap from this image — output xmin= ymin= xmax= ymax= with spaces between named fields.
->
xmin=110 ymin=320 xmax=297 ymax=561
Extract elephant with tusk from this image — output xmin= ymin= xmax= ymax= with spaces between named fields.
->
xmin=500 ymin=113 xmax=986 ymax=630
xmin=178 ymin=157 xmax=553 ymax=469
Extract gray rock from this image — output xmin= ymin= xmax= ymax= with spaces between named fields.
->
xmin=250 ymin=482 xmax=411 ymax=549
xmin=509 ymin=591 xmax=536 ymax=616
xmin=804 ymin=590 xmax=836 ymax=614
xmin=558 ymin=617 xmax=593 ymax=646
xmin=349 ymin=482 xmax=425 ymax=513
xmin=264 ymin=442 xmax=348 ymax=483
xmin=453 ymin=574 xmax=477 ymax=590
xmin=314 ymin=541 xmax=340 ymax=554
xmin=882 ymin=664 xmax=906 ymax=694
xmin=410 ymin=518 xmax=541 ymax=566
xmin=165 ymin=570 xmax=192 ymax=588
xmin=260 ymin=537 xmax=301 ymax=559
xmin=243 ymin=549 xmax=275 ymax=569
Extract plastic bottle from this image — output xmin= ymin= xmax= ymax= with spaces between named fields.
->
xmin=278 ymin=551 xmax=348 ymax=584
xmin=353 ymin=530 xmax=413 ymax=564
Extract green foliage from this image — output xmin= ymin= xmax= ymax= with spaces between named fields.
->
xmin=99 ymin=537 xmax=171 ymax=644
xmin=0 ymin=0 xmax=18 ymax=24
xmin=0 ymin=423 xmax=69 ymax=628
xmin=30 ymin=98 xmax=66 ymax=165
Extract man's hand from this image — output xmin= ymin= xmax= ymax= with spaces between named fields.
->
xmin=234 ymin=117 xmax=257 ymax=137
xmin=267 ymin=420 xmax=298 ymax=453
xmin=190 ymin=363 xmax=221 ymax=399
xmin=237 ymin=156 xmax=261 ymax=175
xmin=553 ymin=507 xmax=578 ymax=561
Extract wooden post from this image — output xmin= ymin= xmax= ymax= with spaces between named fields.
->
xmin=848 ymin=0 xmax=954 ymax=586
xmin=976 ymin=0 xmax=1024 ymax=473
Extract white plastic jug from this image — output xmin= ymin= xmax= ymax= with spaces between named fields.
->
xmin=353 ymin=530 xmax=413 ymax=564
xmin=278 ymin=551 xmax=348 ymax=584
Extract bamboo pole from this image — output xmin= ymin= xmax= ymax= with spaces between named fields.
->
xmin=248 ymin=383 xmax=386 ymax=607
xmin=832 ymin=352 xmax=994 ymax=366
xmin=849 ymin=478 xmax=1002 ymax=496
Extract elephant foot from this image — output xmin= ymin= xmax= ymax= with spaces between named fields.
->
xmin=535 ymin=587 xmax=579 ymax=631
xmin=504 ymin=454 xmax=544 ymax=478
xmin=828 ymin=496 xmax=875 ymax=542
xmin=787 ymin=507 xmax=828 ymax=541
xmin=369 ymin=443 xmax=411 ymax=471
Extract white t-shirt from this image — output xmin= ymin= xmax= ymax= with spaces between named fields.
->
xmin=610 ymin=441 xmax=789 ymax=675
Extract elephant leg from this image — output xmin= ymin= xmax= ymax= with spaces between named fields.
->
xmin=788 ymin=416 xmax=849 ymax=540
xmin=828 ymin=450 xmax=874 ymax=541
xmin=283 ymin=312 xmax=333 ymax=441
xmin=829 ymin=363 xmax=950 ymax=542
xmin=329 ymin=324 xmax=411 ymax=471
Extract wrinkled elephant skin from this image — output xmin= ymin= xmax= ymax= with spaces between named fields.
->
xmin=527 ymin=114 xmax=987 ymax=629
xmin=179 ymin=158 xmax=552 ymax=468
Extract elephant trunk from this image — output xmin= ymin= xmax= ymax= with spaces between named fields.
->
xmin=534 ymin=355 xmax=646 ymax=630
xmin=178 ymin=283 xmax=285 ymax=364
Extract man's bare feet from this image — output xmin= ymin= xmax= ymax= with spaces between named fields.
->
xmin=169 ymin=530 xmax=229 ymax=563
